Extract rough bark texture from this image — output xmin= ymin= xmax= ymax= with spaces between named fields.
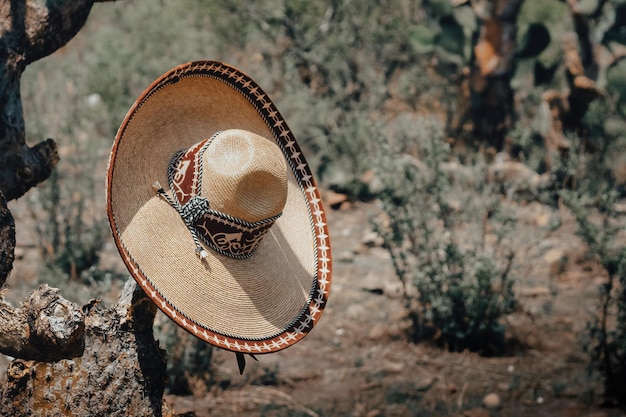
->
xmin=540 ymin=2 xmax=604 ymax=169
xmin=0 ymin=0 xmax=117 ymax=201
xmin=0 ymin=192 xmax=14 ymax=286
xmin=0 ymin=285 xmax=85 ymax=362
xmin=0 ymin=1 xmax=173 ymax=416
xmin=0 ymin=279 xmax=169 ymax=417
xmin=470 ymin=0 xmax=525 ymax=151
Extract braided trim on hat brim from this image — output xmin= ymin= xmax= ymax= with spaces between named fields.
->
xmin=106 ymin=61 xmax=332 ymax=353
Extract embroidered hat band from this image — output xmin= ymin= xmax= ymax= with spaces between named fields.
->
xmin=153 ymin=130 xmax=284 ymax=259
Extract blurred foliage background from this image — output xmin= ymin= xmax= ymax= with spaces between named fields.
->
xmin=13 ymin=0 xmax=626 ymax=405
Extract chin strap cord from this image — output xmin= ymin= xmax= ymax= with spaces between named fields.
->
xmin=152 ymin=181 xmax=208 ymax=260
xmin=236 ymin=352 xmax=258 ymax=375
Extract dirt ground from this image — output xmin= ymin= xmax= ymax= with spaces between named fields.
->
xmin=163 ymin=195 xmax=625 ymax=417
xmin=5 ymin=191 xmax=626 ymax=417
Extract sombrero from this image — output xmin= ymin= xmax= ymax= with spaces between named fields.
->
xmin=106 ymin=61 xmax=332 ymax=367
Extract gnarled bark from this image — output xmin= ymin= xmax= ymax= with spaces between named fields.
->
xmin=0 ymin=284 xmax=85 ymax=362
xmin=0 ymin=192 xmax=14 ymax=285
xmin=0 ymin=0 xmax=114 ymax=201
xmin=0 ymin=279 xmax=169 ymax=417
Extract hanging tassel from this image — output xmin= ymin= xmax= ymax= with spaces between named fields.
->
xmin=152 ymin=181 xmax=165 ymax=193
xmin=235 ymin=352 xmax=258 ymax=375
xmin=195 ymin=246 xmax=208 ymax=260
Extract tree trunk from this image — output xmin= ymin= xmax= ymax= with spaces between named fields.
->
xmin=470 ymin=0 xmax=525 ymax=152
xmin=540 ymin=3 xmax=604 ymax=169
xmin=0 ymin=279 xmax=169 ymax=417
xmin=0 ymin=192 xmax=15 ymax=285
xmin=0 ymin=1 xmax=173 ymax=415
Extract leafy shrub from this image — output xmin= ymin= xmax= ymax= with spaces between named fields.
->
xmin=567 ymin=188 xmax=626 ymax=405
xmin=155 ymin=321 xmax=217 ymax=396
xmin=203 ymin=0 xmax=461 ymax=198
xmin=554 ymin=99 xmax=626 ymax=406
xmin=20 ymin=0 xmax=220 ymax=289
xmin=372 ymin=117 xmax=517 ymax=355
xmin=28 ymin=168 xmax=108 ymax=285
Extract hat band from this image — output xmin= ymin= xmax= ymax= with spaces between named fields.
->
xmin=153 ymin=132 xmax=281 ymax=260
xmin=184 ymin=195 xmax=280 ymax=258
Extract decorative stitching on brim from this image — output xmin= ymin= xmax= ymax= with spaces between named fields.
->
xmin=107 ymin=61 xmax=332 ymax=353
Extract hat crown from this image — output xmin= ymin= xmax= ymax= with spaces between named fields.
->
xmin=202 ymin=129 xmax=287 ymax=223
xmin=161 ymin=129 xmax=288 ymax=259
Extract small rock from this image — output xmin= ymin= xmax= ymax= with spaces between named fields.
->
xmin=250 ymin=52 xmax=264 ymax=63
xmin=543 ymin=247 xmax=567 ymax=277
xmin=85 ymin=93 xmax=102 ymax=108
xmin=367 ymin=323 xmax=387 ymax=340
xmin=380 ymin=360 xmax=405 ymax=374
xmin=463 ymin=409 xmax=490 ymax=417
xmin=324 ymin=190 xmax=349 ymax=209
xmin=360 ymin=231 xmax=384 ymax=248
xmin=534 ymin=213 xmax=551 ymax=227
xmin=614 ymin=201 xmax=626 ymax=214
xmin=336 ymin=250 xmax=355 ymax=263
xmin=519 ymin=286 xmax=551 ymax=297
xmin=14 ymin=247 xmax=25 ymax=260
xmin=353 ymin=244 xmax=370 ymax=255
xmin=482 ymin=392 xmax=501 ymax=409
xmin=497 ymin=382 xmax=510 ymax=391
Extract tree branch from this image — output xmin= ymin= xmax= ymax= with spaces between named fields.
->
xmin=0 ymin=0 xmax=117 ymax=202
xmin=21 ymin=0 xmax=96 ymax=65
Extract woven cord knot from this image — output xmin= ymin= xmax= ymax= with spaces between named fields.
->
xmin=153 ymin=181 xmax=208 ymax=260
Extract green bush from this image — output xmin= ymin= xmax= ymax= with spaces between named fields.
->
xmin=554 ymin=98 xmax=626 ymax=406
xmin=563 ymin=186 xmax=626 ymax=406
xmin=28 ymin=168 xmax=108 ymax=285
xmin=372 ymin=117 xmax=517 ymax=355
xmin=204 ymin=0 xmax=460 ymax=198
xmin=21 ymin=0 xmax=220 ymax=289
xmin=155 ymin=321 xmax=217 ymax=396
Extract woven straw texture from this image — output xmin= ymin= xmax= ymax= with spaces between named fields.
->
xmin=201 ymin=129 xmax=287 ymax=222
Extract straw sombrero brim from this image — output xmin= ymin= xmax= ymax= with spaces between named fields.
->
xmin=106 ymin=61 xmax=332 ymax=353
